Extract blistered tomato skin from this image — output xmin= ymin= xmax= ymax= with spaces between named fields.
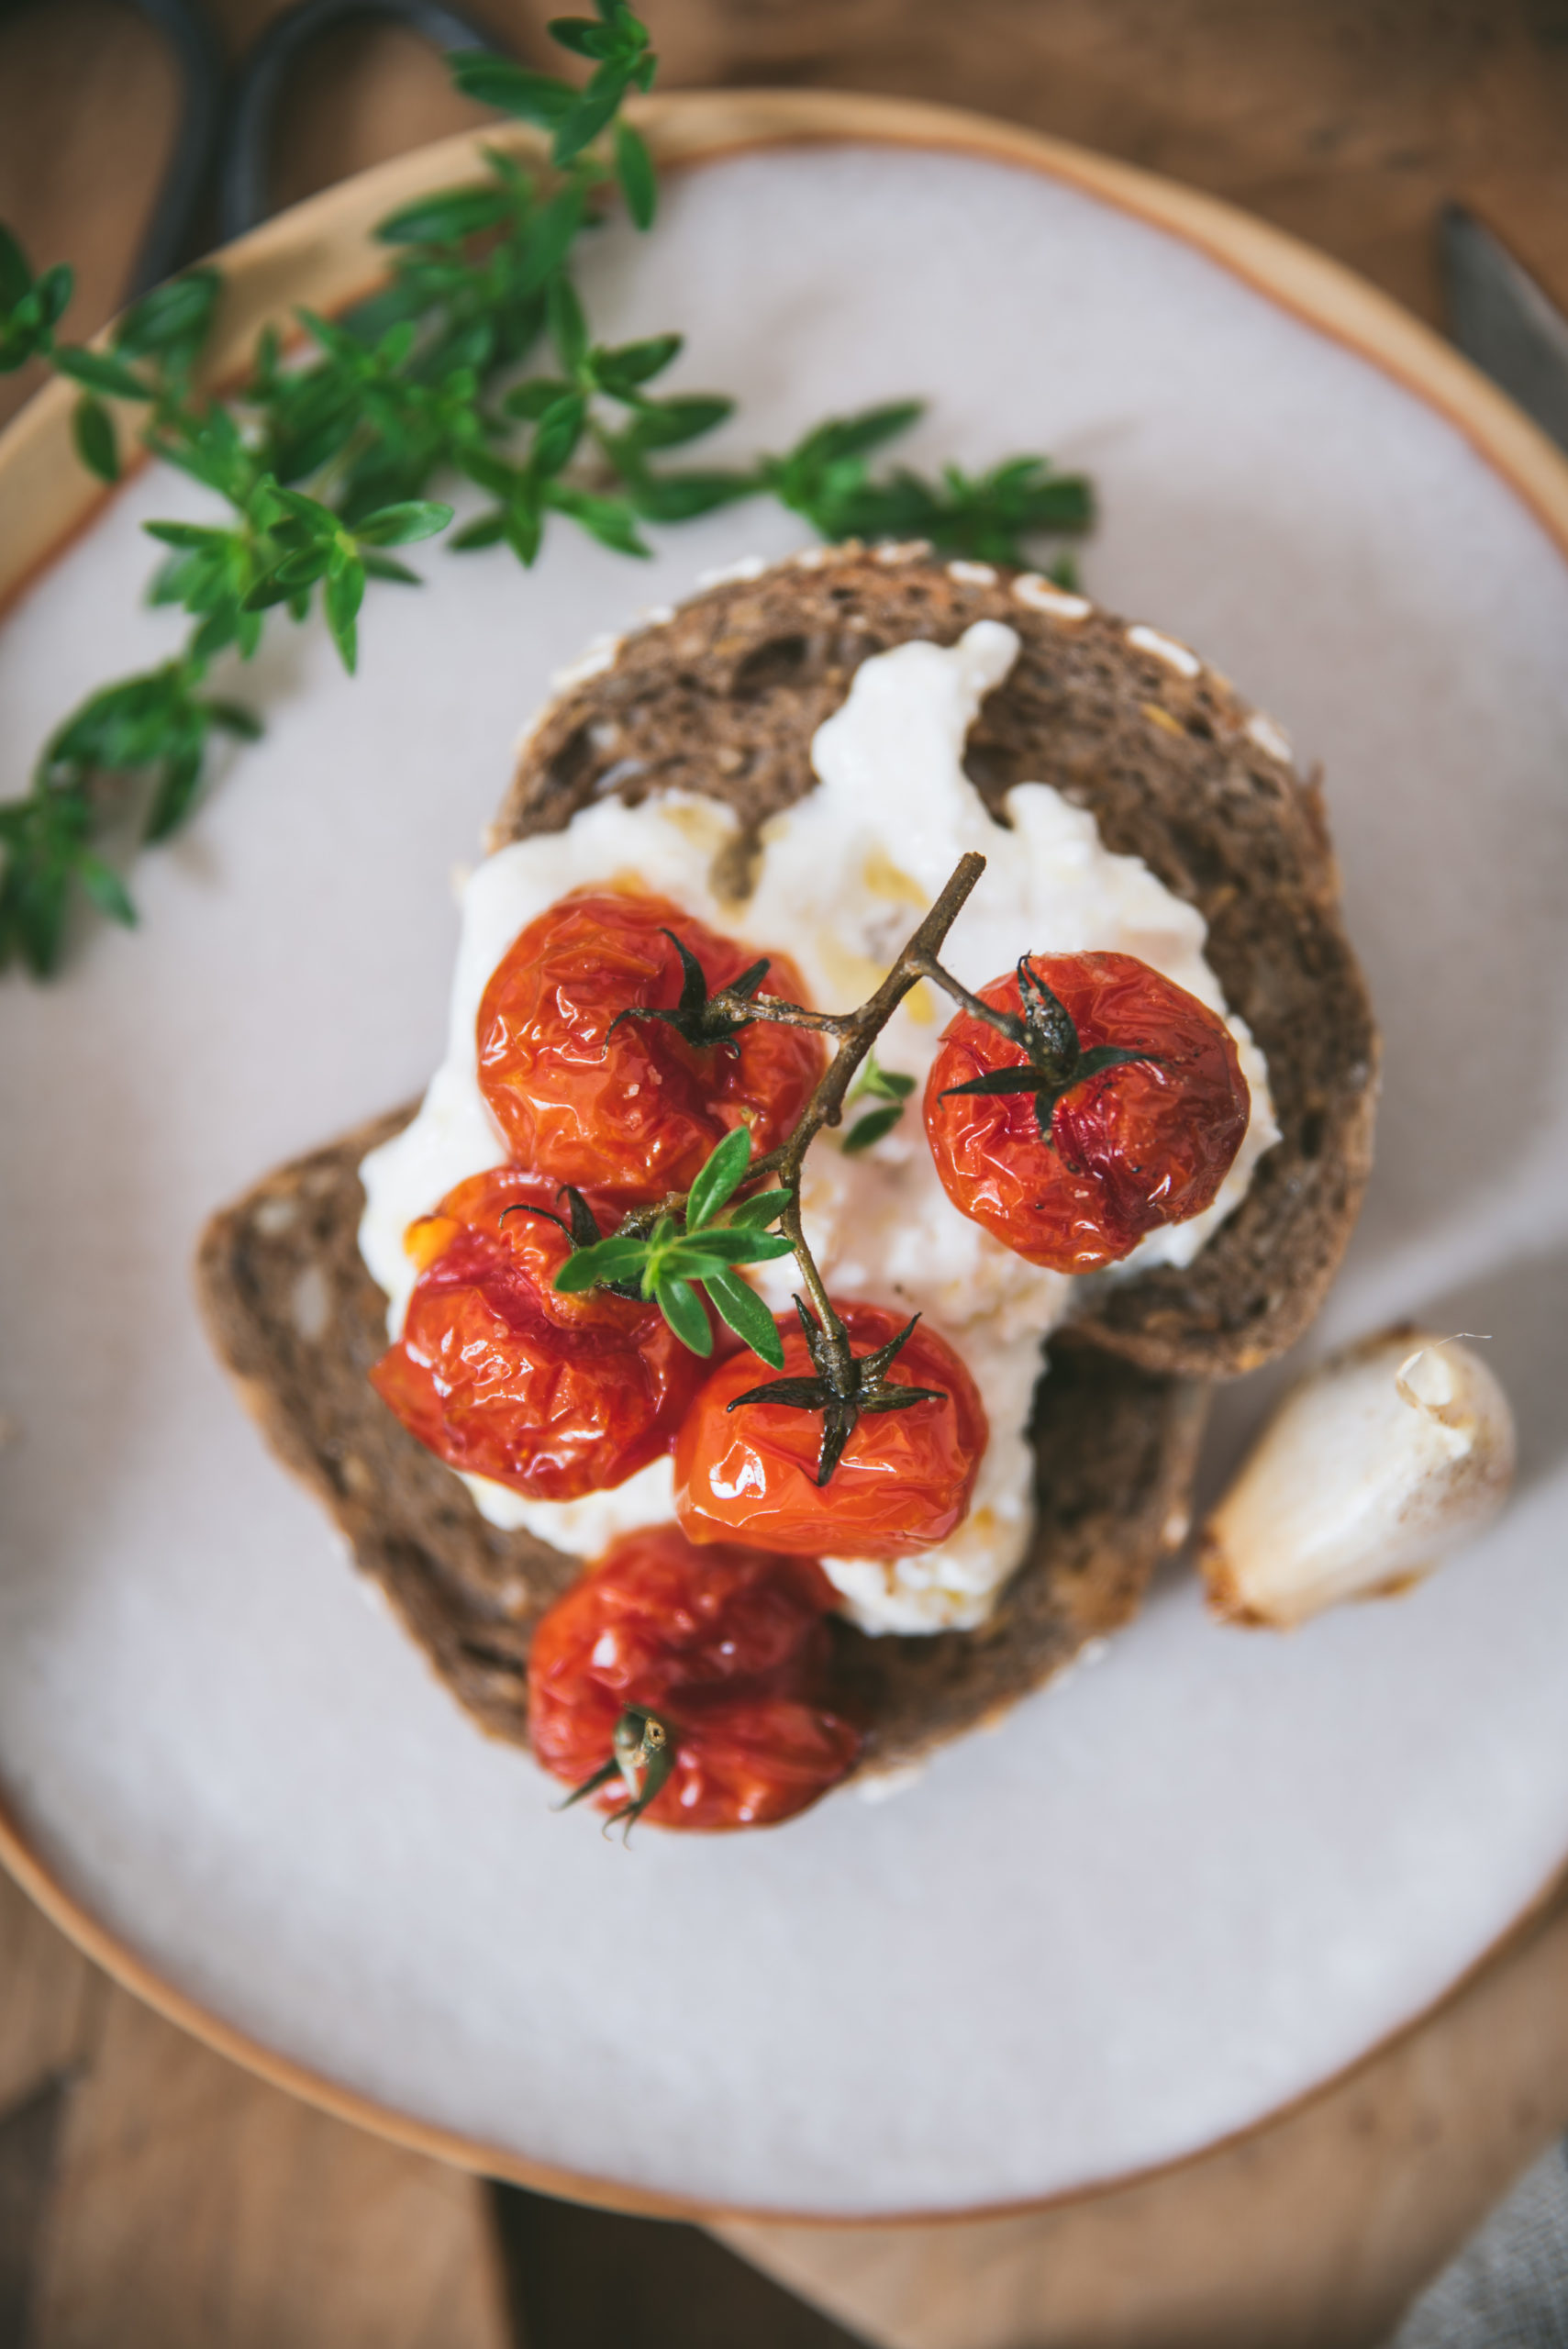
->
xmin=475 ymin=890 xmax=826 ymax=1206
xmin=528 ymin=1525 xmax=862 ymax=1831
xmin=924 ymin=952 xmax=1251 ymax=1275
xmin=673 ymin=1300 xmax=987 ymax=1560
xmin=370 ymin=1168 xmax=707 ymax=1500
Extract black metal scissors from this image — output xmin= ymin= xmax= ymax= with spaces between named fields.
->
xmin=86 ymin=0 xmax=515 ymax=294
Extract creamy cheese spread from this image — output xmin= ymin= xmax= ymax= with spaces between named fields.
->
xmin=360 ymin=620 xmax=1278 ymax=1635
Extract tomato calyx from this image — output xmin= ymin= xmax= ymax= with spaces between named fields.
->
xmin=725 ymin=1296 xmax=948 ymax=1487
xmin=608 ymin=927 xmax=775 ymax=1052
xmin=557 ymin=1704 xmax=675 ymax=1842
xmin=937 ymin=952 xmax=1158 ymax=1143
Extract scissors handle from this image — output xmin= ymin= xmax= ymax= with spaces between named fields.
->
xmin=218 ymin=0 xmax=512 ymax=248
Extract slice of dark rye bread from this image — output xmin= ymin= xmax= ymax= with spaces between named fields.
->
xmin=196 ymin=545 xmax=1373 ymax=1781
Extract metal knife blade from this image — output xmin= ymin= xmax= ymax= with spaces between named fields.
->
xmin=1441 ymin=201 xmax=1568 ymax=454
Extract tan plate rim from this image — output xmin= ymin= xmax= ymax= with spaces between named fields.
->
xmin=4 ymin=86 xmax=1568 ymax=2230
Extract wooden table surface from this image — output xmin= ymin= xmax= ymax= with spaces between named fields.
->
xmin=3 ymin=3 xmax=1567 ymax=2343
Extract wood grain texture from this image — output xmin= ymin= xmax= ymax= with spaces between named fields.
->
xmin=0 ymin=1863 xmax=102 ymax=2121
xmin=717 ymin=1887 xmax=1568 ymax=2349
xmin=0 ymin=1872 xmax=511 ymax=2349
xmin=2 ymin=6 xmax=1568 ymax=2343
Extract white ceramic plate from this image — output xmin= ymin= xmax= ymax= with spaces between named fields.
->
xmin=3 ymin=112 xmax=1568 ymax=2221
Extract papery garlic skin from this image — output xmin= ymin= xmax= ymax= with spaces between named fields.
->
xmin=1201 ymin=1330 xmax=1516 ymax=1630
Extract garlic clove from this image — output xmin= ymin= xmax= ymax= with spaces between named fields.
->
xmin=1200 ymin=1330 xmax=1516 ymax=1631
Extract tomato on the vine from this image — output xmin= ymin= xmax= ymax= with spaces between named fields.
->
xmin=528 ymin=1525 xmax=862 ymax=1831
xmin=673 ymin=1299 xmax=987 ymax=1558
xmin=924 ymin=952 xmax=1250 ymax=1274
xmin=370 ymin=1167 xmax=707 ymax=1499
xmin=475 ymin=890 xmax=826 ymax=1205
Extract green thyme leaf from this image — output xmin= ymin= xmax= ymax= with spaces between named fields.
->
xmin=324 ymin=554 xmax=366 ymax=674
xmin=552 ymin=1233 xmax=650 ymax=1292
xmin=611 ymin=391 xmax=731 ymax=446
xmin=850 ymin=1052 xmax=916 ymax=1106
xmin=206 ymin=700 xmax=263 ymax=740
xmin=373 ymin=185 xmax=514 ymax=246
xmin=514 ymin=185 xmax=588 ymax=297
xmin=841 ymin=1102 xmax=906 ymax=1154
xmin=54 ymin=346 xmax=153 ymax=401
xmin=667 ymin=1227 xmax=795 ymax=1269
xmin=360 ymin=552 xmax=422 ymax=584
xmin=449 ymin=56 xmax=575 ymax=127
xmin=685 ymin=1125 xmax=752 ymax=1229
xmin=547 ymin=484 xmax=650 ymax=557
xmin=144 ymin=521 xmax=230 ymax=551
xmin=144 ymin=736 xmax=206 ymax=841
xmin=353 ymin=499 xmax=453 ymax=546
xmin=0 ymin=250 xmax=72 ymax=373
xmin=504 ymin=503 xmax=543 ymax=565
xmin=530 ymin=391 xmax=588 ymax=475
xmin=654 ymin=1275 xmax=712 ymax=1356
xmin=113 ymin=269 xmax=219 ymax=367
xmin=703 ymin=1268 xmax=784 ymax=1367
xmin=33 ymin=264 xmax=73 ymax=333
xmin=614 ymin=121 xmax=657 ymax=228
xmin=593 ymin=331 xmax=680 ymax=395
xmin=548 ymin=16 xmax=616 ymax=60
xmin=621 ymin=469 xmax=755 ymax=524
xmin=74 ymin=852 xmax=138 ymax=928
xmin=0 ymin=223 xmax=30 ymax=310
xmin=72 ymin=395 xmax=118 ymax=483
xmin=727 ymin=1187 xmax=794 ymax=1229
xmin=449 ymin=513 xmax=506 ymax=551
xmin=840 ymin=1052 xmax=916 ymax=1150
xmin=547 ymin=274 xmax=589 ymax=373
xmin=552 ymin=72 xmax=627 ymax=167
xmin=501 ymin=376 xmax=573 ymax=421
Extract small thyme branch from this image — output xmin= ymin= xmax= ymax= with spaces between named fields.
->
xmin=556 ymin=851 xmax=990 ymax=1454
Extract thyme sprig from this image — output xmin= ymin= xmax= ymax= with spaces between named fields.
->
xmin=555 ymin=851 xmax=993 ymax=1474
xmin=0 ymin=4 xmax=1094 ymax=980
xmin=551 ymin=1125 xmax=795 ymax=1364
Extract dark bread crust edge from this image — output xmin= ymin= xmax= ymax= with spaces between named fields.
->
xmin=195 ymin=1114 xmax=1207 ymax=1777
xmin=496 ymin=547 xmax=1379 ymax=1380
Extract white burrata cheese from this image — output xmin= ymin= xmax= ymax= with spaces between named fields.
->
xmin=360 ymin=621 xmax=1278 ymax=1634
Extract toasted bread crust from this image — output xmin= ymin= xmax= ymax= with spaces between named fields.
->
xmin=197 ymin=548 xmax=1373 ymax=1781
xmin=497 ymin=549 xmax=1378 ymax=1378
xmin=196 ymin=1114 xmax=1207 ymax=1774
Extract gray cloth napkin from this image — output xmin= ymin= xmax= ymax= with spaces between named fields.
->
xmin=1389 ymin=2140 xmax=1568 ymax=2347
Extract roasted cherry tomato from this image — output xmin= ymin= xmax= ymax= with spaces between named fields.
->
xmin=370 ymin=1167 xmax=706 ymax=1500
xmin=924 ymin=952 xmax=1250 ymax=1274
xmin=673 ymin=1299 xmax=987 ymax=1559
xmin=528 ymin=1525 xmax=862 ymax=1831
xmin=475 ymin=890 xmax=826 ymax=1206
